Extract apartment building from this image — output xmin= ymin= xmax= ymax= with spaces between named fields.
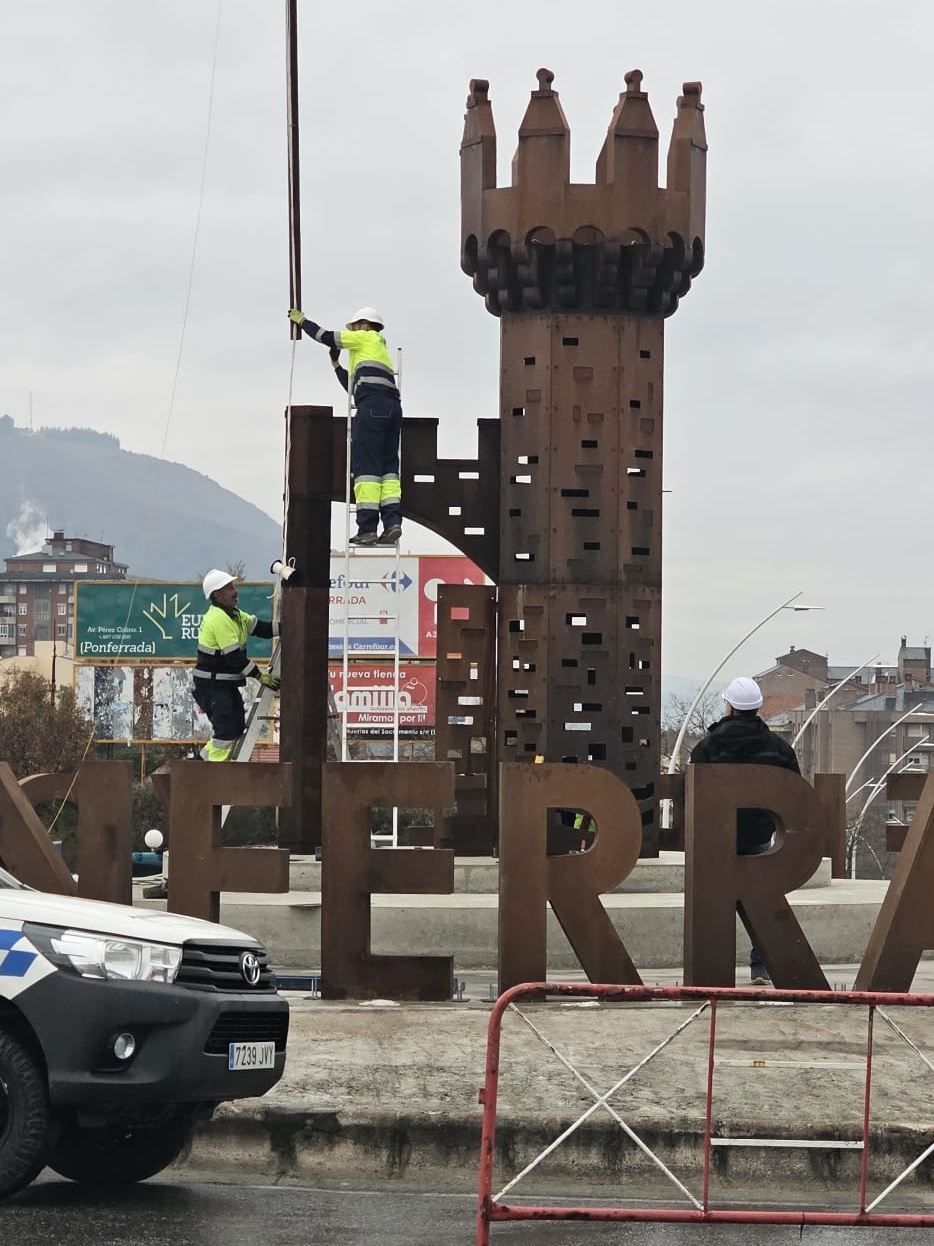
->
xmin=0 ymin=530 xmax=127 ymax=658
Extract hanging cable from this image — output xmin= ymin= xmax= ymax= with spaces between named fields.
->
xmin=48 ymin=2 xmax=224 ymax=831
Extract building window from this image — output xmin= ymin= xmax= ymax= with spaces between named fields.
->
xmin=57 ymin=604 xmax=66 ymax=616
xmin=17 ymin=604 xmax=27 ymax=616
xmin=17 ymin=585 xmax=26 ymax=594
xmin=17 ymin=625 xmax=26 ymax=637
xmin=17 ymin=647 xmax=25 ymax=657
xmin=74 ymin=563 xmax=88 ymax=574
xmin=58 ymin=584 xmax=66 ymax=595
xmin=42 ymin=563 xmax=56 ymax=573
xmin=65 ymin=543 xmax=72 ymax=552
xmin=56 ymin=624 xmax=66 ymax=638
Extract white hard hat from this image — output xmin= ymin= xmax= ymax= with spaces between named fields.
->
xmin=203 ymin=569 xmax=236 ymax=600
xmin=346 ymin=306 xmax=384 ymax=330
xmin=723 ymin=676 xmax=764 ymax=711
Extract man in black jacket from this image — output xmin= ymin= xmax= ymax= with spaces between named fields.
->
xmin=689 ymin=676 xmax=800 ymax=984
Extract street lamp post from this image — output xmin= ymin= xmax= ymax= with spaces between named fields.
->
xmin=791 ymin=653 xmax=880 ymax=751
xmin=847 ymin=737 xmax=929 ymax=878
xmin=666 ymin=591 xmax=824 ymax=775
xmin=844 ymin=704 xmax=932 ymax=793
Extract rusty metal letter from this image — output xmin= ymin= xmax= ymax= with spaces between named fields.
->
xmin=321 ymin=761 xmax=454 ymax=1000
xmin=498 ymin=762 xmax=643 ymax=991
xmin=684 ymin=764 xmax=829 ymax=988
xmin=855 ymin=769 xmax=934 ymax=991
xmin=20 ymin=762 xmax=133 ymax=903
xmin=166 ymin=762 xmax=291 ymax=922
xmin=0 ymin=763 xmax=76 ymax=894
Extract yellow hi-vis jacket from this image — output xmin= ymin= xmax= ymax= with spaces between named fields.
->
xmin=193 ymin=604 xmax=277 ymax=687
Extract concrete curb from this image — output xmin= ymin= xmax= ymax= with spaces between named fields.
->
xmin=184 ymin=1106 xmax=934 ymax=1196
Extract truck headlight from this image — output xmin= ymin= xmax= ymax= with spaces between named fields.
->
xmin=24 ymin=924 xmax=182 ymax=983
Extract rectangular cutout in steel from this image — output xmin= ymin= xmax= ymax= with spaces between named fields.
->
xmin=562 ymin=336 xmax=579 ymax=346
xmin=581 ymin=439 xmax=598 ymax=449
xmin=451 ymin=606 xmax=470 ymax=621
xmin=524 ymin=356 xmax=536 ymax=366
xmin=414 ymin=474 xmax=435 ymax=483
xmin=640 ymin=349 xmax=651 ymax=359
xmin=571 ymin=508 xmax=600 ymax=518
xmin=561 ymin=488 xmax=589 ymax=498
xmin=631 ymin=547 xmax=650 ymax=556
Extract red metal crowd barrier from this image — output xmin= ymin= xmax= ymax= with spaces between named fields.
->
xmin=477 ymin=981 xmax=934 ymax=1243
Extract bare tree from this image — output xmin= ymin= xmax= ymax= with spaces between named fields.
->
xmin=661 ymin=686 xmax=725 ymax=770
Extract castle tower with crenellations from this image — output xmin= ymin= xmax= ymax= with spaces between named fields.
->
xmin=460 ymin=68 xmax=706 ymax=851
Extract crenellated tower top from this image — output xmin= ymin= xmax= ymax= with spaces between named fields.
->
xmin=461 ymin=69 xmax=706 ymax=316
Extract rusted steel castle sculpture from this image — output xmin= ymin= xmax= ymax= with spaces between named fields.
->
xmin=456 ymin=68 xmax=706 ymax=853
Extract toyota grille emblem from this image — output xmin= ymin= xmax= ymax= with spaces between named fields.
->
xmin=240 ymin=951 xmax=261 ymax=986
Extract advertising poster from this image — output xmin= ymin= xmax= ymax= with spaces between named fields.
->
xmin=329 ymin=554 xmax=485 ymax=658
xmin=328 ymin=662 xmax=436 ymax=738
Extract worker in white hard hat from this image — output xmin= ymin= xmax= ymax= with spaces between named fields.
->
xmin=192 ymin=570 xmax=281 ymax=761
xmin=288 ymin=305 xmax=403 ymax=547
xmin=689 ymin=676 xmax=801 ymax=985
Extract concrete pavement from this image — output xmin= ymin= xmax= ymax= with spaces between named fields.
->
xmin=186 ymin=964 xmax=934 ymax=1205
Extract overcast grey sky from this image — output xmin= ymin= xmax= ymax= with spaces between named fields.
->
xmin=3 ymin=1 xmax=932 ymax=683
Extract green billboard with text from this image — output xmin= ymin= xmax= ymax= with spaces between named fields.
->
xmin=75 ymin=582 xmax=275 ymax=661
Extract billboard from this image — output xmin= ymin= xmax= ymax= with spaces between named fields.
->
xmin=329 ymin=554 xmax=484 ymax=658
xmin=328 ymin=662 xmax=436 ymax=738
xmin=75 ymin=582 xmax=275 ymax=662
xmin=74 ymin=665 xmax=274 ymax=746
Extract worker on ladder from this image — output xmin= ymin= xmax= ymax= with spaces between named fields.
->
xmin=192 ymin=570 xmax=281 ymax=761
xmin=288 ymin=306 xmax=403 ymax=546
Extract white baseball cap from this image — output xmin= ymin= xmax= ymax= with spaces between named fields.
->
xmin=723 ymin=676 xmax=763 ymax=711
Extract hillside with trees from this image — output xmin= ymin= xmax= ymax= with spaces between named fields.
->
xmin=0 ymin=417 xmax=280 ymax=579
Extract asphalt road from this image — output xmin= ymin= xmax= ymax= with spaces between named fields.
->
xmin=4 ymin=1176 xmax=932 ymax=1245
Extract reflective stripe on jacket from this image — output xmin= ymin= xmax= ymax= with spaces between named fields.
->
xmin=303 ymin=319 xmax=400 ymax=405
xmin=193 ymin=605 xmax=276 ymax=686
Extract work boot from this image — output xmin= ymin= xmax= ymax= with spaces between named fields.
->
xmin=349 ymin=531 xmax=378 ymax=546
xmin=376 ymin=525 xmax=403 ymax=545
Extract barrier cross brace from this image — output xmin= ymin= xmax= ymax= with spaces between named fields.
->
xmin=476 ymin=981 xmax=934 ymax=1243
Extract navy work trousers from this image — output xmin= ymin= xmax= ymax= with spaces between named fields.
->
xmin=351 ymin=395 xmax=403 ymax=534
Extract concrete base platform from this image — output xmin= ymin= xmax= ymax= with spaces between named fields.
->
xmin=285 ymin=852 xmax=833 ymax=894
xmin=136 ymin=865 xmax=889 ymax=973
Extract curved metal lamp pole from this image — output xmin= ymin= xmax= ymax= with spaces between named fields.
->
xmin=848 ymin=737 xmax=929 ymax=878
xmin=844 ymin=704 xmax=930 ymax=793
xmin=791 ymin=653 xmax=879 ymax=750
xmin=667 ymin=590 xmax=808 ymax=775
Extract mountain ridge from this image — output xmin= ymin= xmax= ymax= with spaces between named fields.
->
xmin=0 ymin=418 xmax=281 ymax=579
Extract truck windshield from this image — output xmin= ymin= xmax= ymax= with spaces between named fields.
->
xmin=0 ymin=865 xmax=27 ymax=890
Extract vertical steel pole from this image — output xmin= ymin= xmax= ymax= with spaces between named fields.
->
xmin=285 ymin=0 xmax=302 ymax=334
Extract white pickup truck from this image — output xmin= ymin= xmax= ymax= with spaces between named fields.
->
xmin=0 ymin=862 xmax=288 ymax=1197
